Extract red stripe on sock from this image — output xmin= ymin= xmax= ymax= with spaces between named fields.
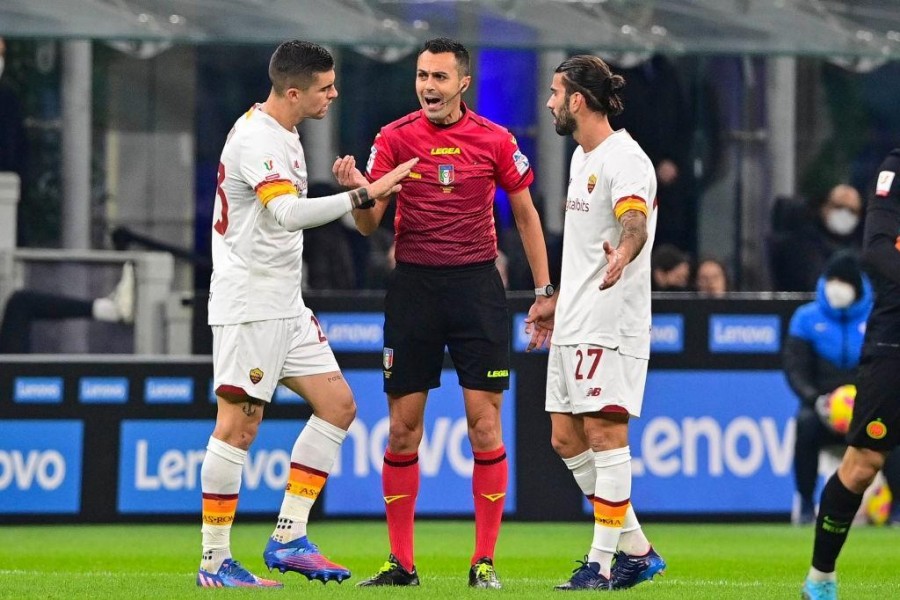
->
xmin=383 ymin=451 xmax=418 ymax=572
xmin=472 ymin=445 xmax=508 ymax=564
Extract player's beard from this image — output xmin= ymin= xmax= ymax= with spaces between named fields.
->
xmin=553 ymin=103 xmax=576 ymax=136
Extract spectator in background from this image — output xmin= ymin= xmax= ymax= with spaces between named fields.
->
xmin=0 ymin=37 xmax=25 ymax=179
xmin=784 ymin=253 xmax=872 ymax=524
xmin=695 ymin=257 xmax=729 ymax=297
xmin=0 ymin=263 xmax=135 ymax=353
xmin=651 ymin=243 xmax=691 ymax=291
xmin=770 ymin=184 xmax=863 ymax=292
xmin=608 ymin=54 xmax=696 ymax=255
xmin=0 ymin=37 xmax=29 ymax=246
xmin=783 ymin=252 xmax=900 ymax=527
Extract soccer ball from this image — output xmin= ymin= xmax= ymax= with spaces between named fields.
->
xmin=825 ymin=384 xmax=856 ymax=434
xmin=866 ymin=483 xmax=893 ymax=526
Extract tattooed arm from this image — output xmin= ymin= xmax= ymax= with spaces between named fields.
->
xmin=600 ymin=209 xmax=648 ymax=290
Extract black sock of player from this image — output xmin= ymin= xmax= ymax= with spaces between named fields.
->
xmin=811 ymin=473 xmax=864 ymax=573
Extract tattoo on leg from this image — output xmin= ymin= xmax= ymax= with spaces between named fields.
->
xmin=328 ymin=374 xmax=343 ymax=383
xmin=242 ymin=402 xmax=258 ymax=417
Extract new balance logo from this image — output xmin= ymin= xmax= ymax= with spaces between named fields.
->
xmin=480 ymin=493 xmax=506 ymax=502
xmin=384 ymin=494 xmax=410 ymax=504
xmin=586 ymin=387 xmax=602 ymax=397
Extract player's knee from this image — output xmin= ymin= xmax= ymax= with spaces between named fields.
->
xmin=212 ymin=422 xmax=260 ymax=451
xmin=550 ymin=432 xmax=580 ymax=457
xmin=840 ymin=450 xmax=883 ymax=491
xmin=387 ymin=418 xmax=423 ymax=453
xmin=467 ymin=418 xmax=501 ymax=452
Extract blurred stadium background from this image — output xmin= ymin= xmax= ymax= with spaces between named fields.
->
xmin=2 ymin=0 xmax=900 ymax=546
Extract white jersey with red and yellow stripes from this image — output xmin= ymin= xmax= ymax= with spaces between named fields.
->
xmin=208 ymin=104 xmax=309 ymax=325
xmin=552 ymin=129 xmax=658 ymax=358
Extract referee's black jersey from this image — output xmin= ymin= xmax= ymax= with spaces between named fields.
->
xmin=862 ymin=147 xmax=900 ymax=357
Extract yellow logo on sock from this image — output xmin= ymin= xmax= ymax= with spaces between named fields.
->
xmin=384 ymin=494 xmax=410 ymax=504
xmin=481 ymin=493 xmax=506 ymax=502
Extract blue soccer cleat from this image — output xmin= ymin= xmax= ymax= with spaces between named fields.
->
xmin=196 ymin=558 xmax=283 ymax=588
xmin=554 ymin=556 xmax=612 ymax=591
xmin=802 ymin=578 xmax=837 ymax=600
xmin=263 ymin=536 xmax=350 ymax=584
xmin=610 ymin=547 xmax=666 ymax=590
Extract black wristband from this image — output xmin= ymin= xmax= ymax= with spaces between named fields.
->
xmin=349 ymin=188 xmax=375 ymax=210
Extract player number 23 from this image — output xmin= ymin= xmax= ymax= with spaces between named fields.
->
xmin=213 ymin=162 xmax=229 ymax=235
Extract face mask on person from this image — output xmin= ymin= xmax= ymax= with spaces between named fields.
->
xmin=825 ymin=208 xmax=859 ymax=236
xmin=825 ymin=280 xmax=856 ymax=309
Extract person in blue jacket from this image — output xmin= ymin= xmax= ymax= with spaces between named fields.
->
xmin=784 ymin=251 xmax=900 ymax=525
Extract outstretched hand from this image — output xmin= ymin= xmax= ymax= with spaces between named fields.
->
xmin=333 ymin=156 xmax=418 ymax=203
xmin=332 ymin=155 xmax=367 ymax=189
xmin=524 ymin=296 xmax=555 ymax=352
xmin=599 ymin=241 xmax=624 ymax=290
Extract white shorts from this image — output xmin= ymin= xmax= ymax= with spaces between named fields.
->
xmin=212 ymin=308 xmax=339 ymax=402
xmin=544 ymin=344 xmax=648 ymax=417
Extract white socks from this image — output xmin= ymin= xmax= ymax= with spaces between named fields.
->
xmin=589 ymin=447 xmax=632 ymax=576
xmin=200 ymin=437 xmax=247 ymax=572
xmin=272 ymin=415 xmax=347 ymax=543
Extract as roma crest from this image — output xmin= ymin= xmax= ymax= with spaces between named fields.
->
xmin=587 ymin=174 xmax=597 ymax=194
xmin=383 ymin=347 xmax=394 ymax=370
xmin=249 ymin=368 xmax=264 ymax=385
xmin=438 ymin=164 xmax=454 ymax=185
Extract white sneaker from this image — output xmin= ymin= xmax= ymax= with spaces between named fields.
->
xmin=109 ymin=262 xmax=135 ymax=323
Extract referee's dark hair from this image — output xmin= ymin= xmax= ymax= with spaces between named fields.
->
xmin=555 ymin=55 xmax=625 ymax=117
xmin=269 ymin=40 xmax=334 ymax=94
xmin=420 ymin=37 xmax=471 ymax=77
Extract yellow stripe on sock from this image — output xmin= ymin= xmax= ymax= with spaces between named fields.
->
xmin=285 ymin=464 xmax=327 ymax=500
xmin=593 ymin=498 xmax=629 ymax=528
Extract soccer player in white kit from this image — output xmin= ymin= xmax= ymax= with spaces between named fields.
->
xmin=526 ymin=55 xmax=666 ymax=591
xmin=197 ymin=40 xmax=415 ymax=589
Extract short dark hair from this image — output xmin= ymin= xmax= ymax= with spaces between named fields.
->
xmin=269 ymin=40 xmax=334 ymax=94
xmin=555 ymin=55 xmax=625 ymax=116
xmin=652 ymin=243 xmax=690 ymax=273
xmin=419 ymin=37 xmax=470 ymax=77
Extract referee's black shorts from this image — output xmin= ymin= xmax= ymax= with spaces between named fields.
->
xmin=382 ymin=260 xmax=510 ymax=395
xmin=847 ymin=354 xmax=900 ymax=451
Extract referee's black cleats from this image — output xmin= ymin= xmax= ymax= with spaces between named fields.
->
xmin=356 ymin=554 xmax=420 ymax=587
xmin=469 ymin=557 xmax=502 ymax=589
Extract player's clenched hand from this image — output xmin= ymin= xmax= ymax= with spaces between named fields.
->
xmin=524 ymin=297 xmax=555 ymax=352
xmin=599 ymin=241 xmax=624 ymax=290
xmin=365 ymin=157 xmax=418 ymax=201
xmin=332 ymin=155 xmax=367 ymax=189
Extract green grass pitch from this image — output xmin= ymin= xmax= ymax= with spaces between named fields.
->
xmin=1 ymin=521 xmax=898 ymax=599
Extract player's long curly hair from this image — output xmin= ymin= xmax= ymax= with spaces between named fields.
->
xmin=555 ymin=55 xmax=625 ymax=117
xmin=269 ymin=40 xmax=334 ymax=94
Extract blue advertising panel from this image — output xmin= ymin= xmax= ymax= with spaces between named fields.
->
xmin=13 ymin=377 xmax=63 ymax=403
xmin=709 ymin=315 xmax=781 ymax=353
xmin=316 ymin=313 xmax=383 ymax=352
xmin=515 ymin=313 xmax=684 ymax=354
xmin=0 ymin=421 xmax=83 ymax=513
xmin=79 ymin=377 xmax=129 ymax=403
xmin=120 ymin=369 xmax=516 ymax=516
xmin=629 ymin=370 xmax=797 ymax=513
xmin=118 ymin=419 xmax=307 ymax=513
xmin=325 ymin=370 xmax=518 ymax=516
xmin=144 ymin=377 xmax=194 ymax=404
xmin=650 ymin=314 xmax=684 ymax=353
